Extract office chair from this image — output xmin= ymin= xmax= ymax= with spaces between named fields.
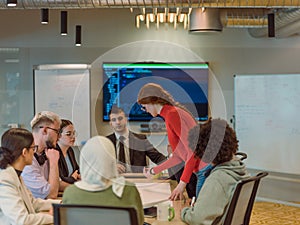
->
xmin=235 ymin=152 xmax=248 ymax=161
xmin=52 ymin=204 xmax=139 ymax=225
xmin=222 ymin=171 xmax=269 ymax=225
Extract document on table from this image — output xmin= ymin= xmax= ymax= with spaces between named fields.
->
xmin=135 ymin=182 xmax=171 ymax=208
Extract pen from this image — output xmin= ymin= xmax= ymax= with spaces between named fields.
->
xmin=191 ymin=196 xmax=196 ymax=206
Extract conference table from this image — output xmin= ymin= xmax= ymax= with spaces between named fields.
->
xmin=56 ymin=173 xmax=190 ymax=225
xmin=125 ymin=173 xmax=189 ymax=225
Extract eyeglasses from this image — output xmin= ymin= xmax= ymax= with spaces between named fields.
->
xmin=62 ymin=130 xmax=78 ymax=137
xmin=28 ymin=145 xmax=38 ymax=152
xmin=111 ymin=116 xmax=124 ymax=122
xmin=39 ymin=126 xmax=60 ymax=135
xmin=140 ymin=105 xmax=146 ymax=111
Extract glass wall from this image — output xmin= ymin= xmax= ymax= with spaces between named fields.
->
xmin=0 ymin=48 xmax=32 ymax=142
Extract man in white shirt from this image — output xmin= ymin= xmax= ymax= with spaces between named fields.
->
xmin=22 ymin=111 xmax=61 ymax=199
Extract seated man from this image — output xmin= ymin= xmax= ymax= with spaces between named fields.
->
xmin=21 ymin=111 xmax=61 ymax=199
xmin=106 ymin=106 xmax=166 ymax=173
xmin=181 ymin=118 xmax=250 ymax=225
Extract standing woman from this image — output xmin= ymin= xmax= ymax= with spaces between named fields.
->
xmin=57 ymin=119 xmax=80 ymax=191
xmin=137 ymin=83 xmax=207 ymax=200
xmin=0 ymin=128 xmax=60 ymax=225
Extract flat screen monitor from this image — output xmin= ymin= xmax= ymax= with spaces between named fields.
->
xmin=102 ymin=62 xmax=209 ymax=121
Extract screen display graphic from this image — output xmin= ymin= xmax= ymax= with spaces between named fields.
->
xmin=102 ymin=62 xmax=209 ymax=121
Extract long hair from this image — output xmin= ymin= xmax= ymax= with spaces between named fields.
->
xmin=0 ymin=128 xmax=33 ymax=169
xmin=137 ymin=83 xmax=193 ymax=117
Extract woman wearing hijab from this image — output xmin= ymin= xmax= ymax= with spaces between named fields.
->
xmin=0 ymin=128 xmax=60 ymax=225
xmin=62 ymin=136 xmax=144 ymax=225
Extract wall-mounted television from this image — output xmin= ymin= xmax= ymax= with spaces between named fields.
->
xmin=102 ymin=62 xmax=209 ymax=122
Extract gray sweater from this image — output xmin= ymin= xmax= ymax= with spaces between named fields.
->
xmin=181 ymin=159 xmax=250 ymax=225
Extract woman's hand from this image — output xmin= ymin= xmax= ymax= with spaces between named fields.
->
xmin=71 ymin=170 xmax=80 ymax=180
xmin=169 ymin=180 xmax=187 ymax=201
xmin=143 ymin=167 xmax=154 ymax=179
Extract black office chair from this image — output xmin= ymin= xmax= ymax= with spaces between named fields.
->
xmin=52 ymin=204 xmax=139 ymax=225
xmin=235 ymin=152 xmax=248 ymax=161
xmin=221 ymin=171 xmax=269 ymax=225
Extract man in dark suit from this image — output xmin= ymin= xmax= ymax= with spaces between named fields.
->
xmin=106 ymin=106 xmax=166 ymax=173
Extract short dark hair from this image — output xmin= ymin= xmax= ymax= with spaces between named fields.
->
xmin=0 ymin=128 xmax=34 ymax=169
xmin=188 ymin=118 xmax=239 ymax=165
xmin=108 ymin=105 xmax=125 ymax=116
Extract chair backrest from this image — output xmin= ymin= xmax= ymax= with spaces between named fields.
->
xmin=222 ymin=171 xmax=268 ymax=225
xmin=235 ymin=152 xmax=248 ymax=161
xmin=52 ymin=204 xmax=139 ymax=225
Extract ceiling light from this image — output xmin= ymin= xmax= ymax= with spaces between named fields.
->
xmin=268 ymin=13 xmax=275 ymax=37
xmin=41 ymin=8 xmax=49 ymax=24
xmin=61 ymin=11 xmax=68 ymax=35
xmin=135 ymin=7 xmax=189 ymax=29
xmin=75 ymin=25 xmax=81 ymax=46
xmin=136 ymin=14 xmax=145 ymax=28
xmin=6 ymin=0 xmax=17 ymax=7
xmin=189 ymin=8 xmax=223 ymax=33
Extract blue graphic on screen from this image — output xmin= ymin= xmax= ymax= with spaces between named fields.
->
xmin=102 ymin=62 xmax=209 ymax=121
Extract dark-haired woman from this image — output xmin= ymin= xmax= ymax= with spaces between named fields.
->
xmin=0 ymin=128 xmax=60 ymax=225
xmin=57 ymin=119 xmax=80 ymax=191
xmin=181 ymin=118 xmax=250 ymax=225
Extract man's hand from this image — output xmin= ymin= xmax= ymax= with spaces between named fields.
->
xmin=169 ymin=180 xmax=186 ymax=201
xmin=117 ymin=164 xmax=126 ymax=174
xmin=45 ymin=148 xmax=59 ymax=164
xmin=45 ymin=148 xmax=60 ymax=199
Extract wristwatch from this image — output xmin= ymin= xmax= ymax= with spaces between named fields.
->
xmin=150 ymin=168 xmax=156 ymax=175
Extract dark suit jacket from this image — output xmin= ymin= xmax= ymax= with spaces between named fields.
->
xmin=106 ymin=131 xmax=167 ymax=173
xmin=57 ymin=145 xmax=80 ymax=184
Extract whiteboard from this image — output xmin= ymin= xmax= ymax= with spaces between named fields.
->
xmin=34 ymin=65 xmax=90 ymax=145
xmin=234 ymin=74 xmax=300 ymax=175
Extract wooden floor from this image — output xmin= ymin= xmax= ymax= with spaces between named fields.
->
xmin=250 ymin=202 xmax=300 ymax=224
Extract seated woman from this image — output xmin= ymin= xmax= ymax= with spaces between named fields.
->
xmin=181 ymin=118 xmax=250 ymax=225
xmin=0 ymin=128 xmax=60 ymax=224
xmin=57 ymin=119 xmax=80 ymax=191
xmin=62 ymin=136 xmax=144 ymax=225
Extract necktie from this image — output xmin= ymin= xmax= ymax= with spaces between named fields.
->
xmin=118 ymin=136 xmax=126 ymax=164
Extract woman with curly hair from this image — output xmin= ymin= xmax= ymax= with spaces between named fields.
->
xmin=181 ymin=118 xmax=250 ymax=225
